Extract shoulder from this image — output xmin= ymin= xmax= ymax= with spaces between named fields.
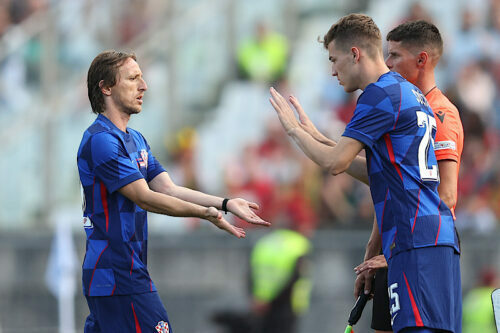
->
xmin=359 ymin=83 xmax=390 ymax=107
xmin=128 ymin=128 xmax=149 ymax=146
xmin=429 ymin=90 xmax=463 ymax=132
xmin=428 ymin=90 xmax=460 ymax=118
xmin=79 ymin=120 xmax=115 ymax=156
xmin=85 ymin=130 xmax=125 ymax=162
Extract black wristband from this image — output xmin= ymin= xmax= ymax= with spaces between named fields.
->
xmin=222 ymin=198 xmax=230 ymax=214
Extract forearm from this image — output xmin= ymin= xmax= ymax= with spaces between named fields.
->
xmin=310 ymin=129 xmax=336 ymax=147
xmin=149 ymin=172 xmax=225 ymax=209
xmin=346 ymin=156 xmax=369 ymax=185
xmin=288 ymin=127 xmax=339 ymax=170
xmin=138 ymin=190 xmax=208 ymax=218
xmin=364 ymin=216 xmax=382 ymax=261
xmin=437 ymin=159 xmax=458 ymax=209
xmin=164 ymin=185 xmax=225 ymax=209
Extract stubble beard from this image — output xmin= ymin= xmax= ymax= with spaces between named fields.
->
xmin=113 ymin=94 xmax=142 ymax=115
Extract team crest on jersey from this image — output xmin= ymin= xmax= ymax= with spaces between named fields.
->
xmin=155 ymin=321 xmax=169 ymax=333
xmin=136 ymin=149 xmax=148 ymax=168
xmin=82 ymin=217 xmax=93 ymax=229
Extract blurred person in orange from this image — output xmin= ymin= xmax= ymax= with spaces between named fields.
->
xmin=77 ymin=50 xmax=270 ymax=333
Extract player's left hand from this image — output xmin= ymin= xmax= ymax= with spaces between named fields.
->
xmin=205 ymin=207 xmax=246 ymax=238
xmin=227 ymin=198 xmax=271 ymax=227
xmin=354 ymin=270 xmax=375 ymax=299
xmin=269 ymin=87 xmax=300 ymax=134
xmin=354 ymin=254 xmax=388 ymax=275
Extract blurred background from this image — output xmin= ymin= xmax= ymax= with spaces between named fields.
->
xmin=1 ymin=0 xmax=500 ymax=332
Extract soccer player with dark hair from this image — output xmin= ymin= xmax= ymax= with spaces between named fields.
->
xmin=78 ymin=50 xmax=270 ymax=332
xmin=354 ymin=20 xmax=464 ymax=333
xmin=269 ymin=14 xmax=461 ymax=333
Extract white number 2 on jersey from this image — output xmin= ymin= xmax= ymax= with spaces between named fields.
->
xmin=416 ymin=111 xmax=439 ymax=182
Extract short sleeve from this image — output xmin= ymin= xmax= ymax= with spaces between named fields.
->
xmin=145 ymin=146 xmax=166 ymax=182
xmin=136 ymin=133 xmax=166 ymax=182
xmin=433 ymin=107 xmax=461 ymax=162
xmin=342 ymin=86 xmax=395 ymax=148
xmin=91 ymin=132 xmax=143 ymax=193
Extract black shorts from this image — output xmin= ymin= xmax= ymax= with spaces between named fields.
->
xmin=371 ymin=267 xmax=392 ymax=331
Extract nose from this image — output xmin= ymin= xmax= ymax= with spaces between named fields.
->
xmin=385 ymin=57 xmax=393 ymax=70
xmin=331 ymin=65 xmax=338 ymax=77
xmin=139 ymin=78 xmax=148 ymax=91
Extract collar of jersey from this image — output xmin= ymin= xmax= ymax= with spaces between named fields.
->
xmin=97 ymin=114 xmax=131 ymax=136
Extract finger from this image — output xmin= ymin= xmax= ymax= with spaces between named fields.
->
xmin=249 ymin=202 xmax=260 ymax=210
xmin=269 ymin=97 xmax=280 ymax=112
xmin=290 ymin=96 xmax=307 ymax=121
xmin=364 ymin=276 xmax=373 ymax=295
xmin=354 ymin=277 xmax=363 ymax=298
xmin=270 ymin=87 xmax=289 ymax=109
xmin=228 ymin=225 xmax=245 ymax=238
xmin=243 ymin=214 xmax=271 ymax=226
xmin=354 ymin=263 xmax=368 ymax=274
xmin=249 ymin=219 xmax=271 ymax=226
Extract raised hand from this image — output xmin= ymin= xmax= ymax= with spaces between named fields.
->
xmin=289 ymin=95 xmax=321 ymax=138
xmin=269 ymin=87 xmax=300 ymax=134
xmin=354 ymin=255 xmax=388 ymax=275
xmin=226 ymin=198 xmax=270 ymax=227
xmin=205 ymin=207 xmax=246 ymax=238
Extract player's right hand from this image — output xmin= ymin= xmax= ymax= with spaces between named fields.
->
xmin=205 ymin=207 xmax=246 ymax=238
xmin=269 ymin=87 xmax=300 ymax=134
xmin=354 ymin=255 xmax=387 ymax=274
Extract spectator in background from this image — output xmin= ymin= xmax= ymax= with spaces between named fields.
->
xmin=249 ymin=225 xmax=314 ymax=333
xmin=399 ymin=2 xmax=433 ymax=23
xmin=118 ymin=0 xmax=151 ymax=45
xmin=165 ymin=127 xmax=200 ymax=190
xmin=212 ymin=223 xmax=314 ymax=333
xmin=0 ymin=3 xmax=10 ymax=37
xmin=237 ymin=21 xmax=289 ymax=84
xmin=463 ymin=267 xmax=498 ymax=333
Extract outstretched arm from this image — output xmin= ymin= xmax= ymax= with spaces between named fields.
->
xmin=148 ymin=172 xmax=270 ymax=227
xmin=270 ymin=87 xmax=368 ymax=182
xmin=271 ymin=89 xmax=369 ymax=184
xmin=119 ymin=178 xmax=246 ymax=238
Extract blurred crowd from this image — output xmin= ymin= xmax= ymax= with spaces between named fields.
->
xmin=0 ymin=0 xmax=163 ymax=113
xmin=1 ymin=0 xmax=500 ymax=233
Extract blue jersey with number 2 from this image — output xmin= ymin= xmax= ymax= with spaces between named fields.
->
xmin=342 ymin=72 xmax=460 ymax=260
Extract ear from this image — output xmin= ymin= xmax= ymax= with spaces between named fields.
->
xmin=416 ymin=51 xmax=428 ymax=68
xmin=99 ymin=80 xmax=112 ymax=96
xmin=351 ymin=47 xmax=361 ymax=63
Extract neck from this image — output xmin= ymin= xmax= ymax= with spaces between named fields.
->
xmin=359 ymin=57 xmax=390 ymax=91
xmin=414 ymin=68 xmax=437 ymax=96
xmin=101 ymin=107 xmax=130 ymax=132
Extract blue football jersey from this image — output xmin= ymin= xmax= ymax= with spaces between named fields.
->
xmin=77 ymin=114 xmax=166 ymax=296
xmin=343 ymin=72 xmax=460 ymax=259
